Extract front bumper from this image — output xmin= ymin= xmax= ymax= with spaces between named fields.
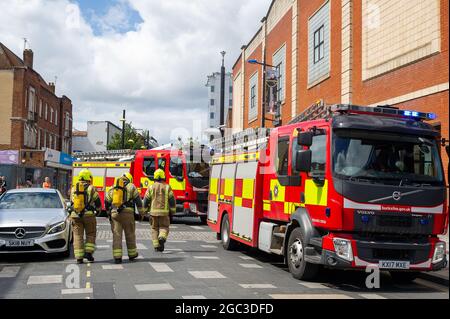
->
xmin=0 ymin=228 xmax=70 ymax=254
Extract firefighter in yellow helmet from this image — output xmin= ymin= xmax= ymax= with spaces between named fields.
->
xmin=69 ymin=169 xmax=101 ymax=264
xmin=105 ymin=172 xmax=144 ymax=264
xmin=143 ymin=168 xmax=176 ymax=252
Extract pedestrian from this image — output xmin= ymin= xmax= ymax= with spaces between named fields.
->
xmin=143 ymin=169 xmax=176 ymax=252
xmin=69 ymin=169 xmax=101 ymax=264
xmin=25 ymin=180 xmax=33 ymax=188
xmin=42 ymin=177 xmax=52 ymax=188
xmin=105 ymin=173 xmax=144 ymax=264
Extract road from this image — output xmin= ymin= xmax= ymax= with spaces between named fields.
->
xmin=0 ymin=217 xmax=448 ymax=299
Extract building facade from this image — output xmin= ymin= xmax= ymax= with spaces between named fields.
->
xmin=206 ymin=72 xmax=233 ymax=128
xmin=72 ymin=121 xmax=122 ymax=153
xmin=231 ymin=0 xmax=449 ymax=177
xmin=0 ymin=43 xmax=73 ymax=193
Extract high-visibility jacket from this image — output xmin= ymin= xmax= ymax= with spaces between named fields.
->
xmin=105 ymin=182 xmax=144 ymax=214
xmin=42 ymin=182 xmax=51 ymax=189
xmin=143 ymin=182 xmax=176 ymax=216
xmin=70 ymin=182 xmax=101 ymax=217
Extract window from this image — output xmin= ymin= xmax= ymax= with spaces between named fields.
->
xmin=313 ymin=25 xmax=324 ymax=63
xmin=272 ymin=44 xmax=286 ymax=102
xmin=210 ymin=86 xmax=215 ymax=93
xmin=229 ymin=99 xmax=232 ymax=107
xmin=210 ymin=112 xmax=215 ymax=119
xmin=276 ymin=137 xmax=290 ymax=176
xmin=45 ymin=103 xmax=48 ymax=120
xmin=28 ymin=87 xmax=35 ymax=112
xmin=143 ymin=157 xmax=156 ymax=177
xmin=310 ymin=134 xmax=326 ymax=177
xmin=170 ymin=157 xmax=183 ymax=178
xmin=158 ymin=157 xmax=167 ymax=170
xmin=229 ymin=86 xmax=233 ymax=94
xmin=50 ymin=108 xmax=54 ymax=123
xmin=39 ymin=100 xmax=43 ymax=118
xmin=210 ymin=99 xmax=215 ymax=106
xmin=55 ymin=109 xmax=58 ymax=126
xmin=250 ymin=85 xmax=256 ymax=110
xmin=248 ymin=72 xmax=258 ymax=121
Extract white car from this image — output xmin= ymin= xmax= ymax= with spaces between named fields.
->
xmin=0 ymin=188 xmax=71 ymax=257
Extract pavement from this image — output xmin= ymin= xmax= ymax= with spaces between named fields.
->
xmin=0 ymin=217 xmax=448 ymax=299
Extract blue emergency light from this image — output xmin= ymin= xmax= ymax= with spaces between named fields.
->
xmin=331 ymin=104 xmax=436 ymax=121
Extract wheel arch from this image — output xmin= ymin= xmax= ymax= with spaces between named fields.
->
xmin=283 ymin=207 xmax=320 ymax=257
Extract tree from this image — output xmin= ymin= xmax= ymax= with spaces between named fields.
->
xmin=107 ymin=122 xmax=146 ymax=150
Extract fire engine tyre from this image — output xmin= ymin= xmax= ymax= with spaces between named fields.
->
xmin=287 ymin=227 xmax=319 ymax=281
xmin=221 ymin=214 xmax=238 ymax=251
xmin=389 ymin=271 xmax=419 ymax=283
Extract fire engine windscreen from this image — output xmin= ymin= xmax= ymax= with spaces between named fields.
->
xmin=187 ymin=162 xmax=210 ymax=188
xmin=332 ymin=130 xmax=444 ymax=185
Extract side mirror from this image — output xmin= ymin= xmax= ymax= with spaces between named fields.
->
xmin=297 ymin=132 xmax=313 ymax=147
xmin=295 ymin=150 xmax=312 ymax=173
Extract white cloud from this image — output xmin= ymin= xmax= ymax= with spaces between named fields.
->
xmin=0 ymin=0 xmax=271 ymax=144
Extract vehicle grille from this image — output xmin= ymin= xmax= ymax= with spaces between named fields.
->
xmin=46 ymin=239 xmax=67 ymax=249
xmin=0 ymin=245 xmax=44 ymax=252
xmin=0 ymin=227 xmax=46 ymax=239
xmin=377 ymin=215 xmax=412 ymax=228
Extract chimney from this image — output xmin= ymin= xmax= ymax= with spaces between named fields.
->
xmin=48 ymin=82 xmax=55 ymax=94
xmin=23 ymin=49 xmax=33 ymax=69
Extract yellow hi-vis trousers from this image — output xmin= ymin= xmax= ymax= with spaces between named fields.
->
xmin=71 ymin=214 xmax=97 ymax=259
xmin=110 ymin=211 xmax=137 ymax=259
xmin=151 ymin=215 xmax=170 ymax=248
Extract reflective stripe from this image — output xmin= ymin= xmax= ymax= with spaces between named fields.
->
xmin=224 ymin=179 xmax=234 ymax=197
xmin=152 ymin=240 xmax=160 ymax=247
xmin=74 ymin=249 xmax=85 ymax=258
xmin=270 ymin=179 xmax=286 ymax=202
xmin=242 ymin=179 xmax=254 ymax=199
xmin=85 ymin=243 xmax=96 ymax=253
xmin=304 ymin=179 xmax=328 ymax=206
xmin=210 ymin=178 xmax=219 ymax=195
xmin=128 ymin=248 xmax=137 ymax=257
xmin=113 ymin=249 xmax=122 ymax=257
xmin=263 ymin=200 xmax=271 ymax=211
xmin=169 ymin=178 xmax=186 ymax=191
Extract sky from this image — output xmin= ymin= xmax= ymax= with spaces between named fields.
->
xmin=0 ymin=0 xmax=271 ymax=144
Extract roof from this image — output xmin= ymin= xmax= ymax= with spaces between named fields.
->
xmin=6 ymin=188 xmax=58 ymax=194
xmin=0 ymin=42 xmax=25 ymax=69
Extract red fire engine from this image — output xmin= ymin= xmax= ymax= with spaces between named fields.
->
xmin=73 ymin=147 xmax=210 ymax=223
xmin=208 ymin=103 xmax=448 ymax=281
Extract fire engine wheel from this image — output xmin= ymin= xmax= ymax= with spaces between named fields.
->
xmin=287 ymin=227 xmax=319 ymax=281
xmin=389 ymin=271 xmax=419 ymax=283
xmin=221 ymin=214 xmax=238 ymax=251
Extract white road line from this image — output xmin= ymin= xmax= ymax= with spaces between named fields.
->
xmin=27 ymin=275 xmax=62 ymax=285
xmin=193 ymin=256 xmax=219 ymax=260
xmin=359 ymin=294 xmax=387 ymax=299
xmin=170 ymin=226 xmax=178 ymax=229
xmin=182 ymin=295 xmax=207 ymax=299
xmin=270 ymin=294 xmax=354 ymax=299
xmin=189 ymin=271 xmax=226 ymax=279
xmin=97 ymin=223 xmax=111 ymax=226
xmin=102 ymin=265 xmax=124 ymax=270
xmin=239 ymin=263 xmax=263 ymax=269
xmin=204 ymin=240 xmax=221 ymax=244
xmin=97 ymin=245 xmax=110 ymax=249
xmin=170 ymin=240 xmax=187 ymax=243
xmin=190 ymin=226 xmax=205 ymax=230
xmin=298 ymin=282 xmax=329 ymax=289
xmin=135 ymin=283 xmax=174 ymax=292
xmin=123 ymin=255 xmax=144 ymax=260
xmin=0 ymin=266 xmax=20 ymax=278
xmin=149 ymin=262 xmax=174 ymax=272
xmin=201 ymin=245 xmax=217 ymax=248
xmin=239 ymin=284 xmax=276 ymax=289
xmin=61 ymin=288 xmax=93 ymax=295
xmin=239 ymin=256 xmax=255 ymax=260
xmin=136 ymin=243 xmax=147 ymax=249
xmin=164 ymin=248 xmax=182 ymax=251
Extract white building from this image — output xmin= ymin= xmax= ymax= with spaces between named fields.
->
xmin=205 ymin=72 xmax=232 ymax=128
xmin=72 ymin=121 xmax=122 ymax=153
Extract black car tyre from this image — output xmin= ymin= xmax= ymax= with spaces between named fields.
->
xmin=287 ymin=227 xmax=319 ymax=280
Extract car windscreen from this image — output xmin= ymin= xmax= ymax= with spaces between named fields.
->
xmin=0 ymin=192 xmax=63 ymax=209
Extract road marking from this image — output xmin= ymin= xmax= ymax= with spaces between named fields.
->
xmin=170 ymin=240 xmax=187 ymax=243
xmin=123 ymin=255 xmax=144 ymax=260
xmin=239 ymin=263 xmax=263 ymax=269
xmin=149 ymin=262 xmax=174 ymax=272
xmin=270 ymin=294 xmax=354 ymax=299
xmin=0 ymin=266 xmax=20 ymax=278
xmin=201 ymin=245 xmax=217 ymax=248
xmin=136 ymin=243 xmax=147 ymax=249
xmin=97 ymin=245 xmax=110 ymax=249
xmin=164 ymin=248 xmax=182 ymax=251
xmin=86 ymin=271 xmax=91 ymax=278
xmin=190 ymin=226 xmax=205 ymax=230
xmin=182 ymin=295 xmax=207 ymax=299
xmin=359 ymin=293 xmax=386 ymax=299
xmin=204 ymin=240 xmax=221 ymax=244
xmin=102 ymin=265 xmax=124 ymax=270
xmin=193 ymin=256 xmax=219 ymax=260
xmin=170 ymin=226 xmax=178 ymax=229
xmin=189 ymin=271 xmax=226 ymax=279
xmin=61 ymin=288 xmax=93 ymax=295
xmin=239 ymin=256 xmax=255 ymax=260
xmin=298 ymin=282 xmax=329 ymax=289
xmin=27 ymin=275 xmax=62 ymax=285
xmin=135 ymin=283 xmax=174 ymax=292
xmin=86 ymin=282 xmax=91 ymax=289
xmin=239 ymin=284 xmax=276 ymax=289
xmin=97 ymin=223 xmax=111 ymax=226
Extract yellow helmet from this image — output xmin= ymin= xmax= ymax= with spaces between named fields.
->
xmin=122 ymin=172 xmax=133 ymax=183
xmin=154 ymin=169 xmax=165 ymax=181
xmin=78 ymin=169 xmax=93 ymax=182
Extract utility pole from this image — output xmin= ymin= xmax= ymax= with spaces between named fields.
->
xmin=121 ymin=109 xmax=126 ymax=149
xmin=219 ymin=51 xmax=226 ymax=127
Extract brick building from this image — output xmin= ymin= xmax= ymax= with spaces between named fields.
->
xmin=231 ymin=0 xmax=449 ymax=178
xmin=0 ymin=42 xmax=73 ymax=192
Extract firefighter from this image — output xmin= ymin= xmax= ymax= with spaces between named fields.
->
xmin=104 ymin=173 xmax=144 ymax=264
xmin=143 ymin=168 xmax=176 ymax=252
xmin=69 ymin=169 xmax=101 ymax=264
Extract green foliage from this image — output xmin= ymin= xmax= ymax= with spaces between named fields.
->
xmin=107 ymin=123 xmax=147 ymax=150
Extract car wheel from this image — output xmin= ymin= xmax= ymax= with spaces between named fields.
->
xmin=221 ymin=214 xmax=237 ymax=250
xmin=389 ymin=271 xmax=419 ymax=283
xmin=287 ymin=227 xmax=319 ymax=281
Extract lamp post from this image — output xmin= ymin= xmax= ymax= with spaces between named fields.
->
xmin=120 ymin=109 xmax=126 ymax=149
xmin=219 ymin=51 xmax=226 ymax=128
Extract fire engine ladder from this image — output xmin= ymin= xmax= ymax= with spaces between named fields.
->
xmin=73 ymin=149 xmax=136 ymax=162
xmin=289 ymin=100 xmax=332 ymax=124
xmin=211 ymin=128 xmax=271 ymax=155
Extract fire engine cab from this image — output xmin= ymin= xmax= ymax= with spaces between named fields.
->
xmin=208 ymin=104 xmax=448 ymax=281
xmin=73 ymin=147 xmax=210 ymax=223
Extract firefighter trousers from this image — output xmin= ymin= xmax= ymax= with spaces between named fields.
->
xmin=71 ymin=214 xmax=97 ymax=260
xmin=110 ymin=211 xmax=137 ymax=259
xmin=151 ymin=215 xmax=170 ymax=248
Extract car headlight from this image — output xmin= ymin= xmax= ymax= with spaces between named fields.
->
xmin=189 ymin=203 xmax=197 ymax=213
xmin=333 ymin=238 xmax=354 ymax=262
xmin=432 ymin=242 xmax=446 ymax=264
xmin=47 ymin=221 xmax=67 ymax=235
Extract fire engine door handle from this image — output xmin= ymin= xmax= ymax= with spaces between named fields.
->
xmin=300 ymin=192 xmax=305 ymax=204
xmin=269 ymin=190 xmax=273 ymax=200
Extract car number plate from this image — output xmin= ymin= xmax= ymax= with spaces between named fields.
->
xmin=5 ymin=240 xmax=35 ymax=247
xmin=379 ymin=260 xmax=410 ymax=269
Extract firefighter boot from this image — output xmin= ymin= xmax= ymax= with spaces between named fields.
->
xmin=84 ymin=252 xmax=95 ymax=262
xmin=77 ymin=259 xmax=84 ymax=264
xmin=129 ymin=252 xmax=139 ymax=261
xmin=158 ymin=237 xmax=166 ymax=252
xmin=114 ymin=258 xmax=122 ymax=264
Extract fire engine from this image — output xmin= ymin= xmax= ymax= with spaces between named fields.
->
xmin=73 ymin=147 xmax=210 ymax=223
xmin=207 ymin=103 xmax=448 ymax=281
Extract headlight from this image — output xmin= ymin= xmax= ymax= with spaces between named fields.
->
xmin=432 ymin=242 xmax=446 ymax=264
xmin=48 ymin=221 xmax=67 ymax=235
xmin=333 ymin=238 xmax=354 ymax=262
xmin=189 ymin=203 xmax=197 ymax=213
